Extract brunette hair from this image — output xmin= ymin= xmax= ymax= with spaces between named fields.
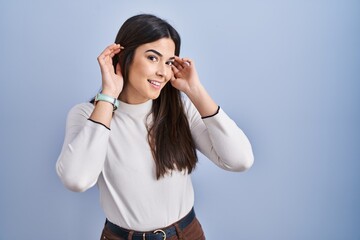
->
xmin=113 ymin=14 xmax=197 ymax=179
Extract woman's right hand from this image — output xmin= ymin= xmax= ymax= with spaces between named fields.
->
xmin=97 ymin=43 xmax=124 ymax=98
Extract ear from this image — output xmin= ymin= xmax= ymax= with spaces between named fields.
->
xmin=115 ymin=62 xmax=122 ymax=75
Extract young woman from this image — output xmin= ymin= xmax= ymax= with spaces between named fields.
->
xmin=56 ymin=14 xmax=254 ymax=240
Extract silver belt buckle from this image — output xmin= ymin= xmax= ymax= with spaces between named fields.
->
xmin=153 ymin=229 xmax=166 ymax=240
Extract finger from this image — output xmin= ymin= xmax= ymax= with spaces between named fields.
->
xmin=181 ymin=57 xmax=193 ymax=63
xmin=174 ymin=56 xmax=192 ymax=68
xmin=99 ymin=44 xmax=121 ymax=57
xmin=180 ymin=58 xmax=192 ymax=68
xmin=103 ymin=43 xmax=118 ymax=54
xmin=98 ymin=52 xmax=113 ymax=65
xmin=98 ymin=49 xmax=113 ymax=63
xmin=98 ymin=44 xmax=122 ymax=65
xmin=171 ymin=65 xmax=180 ymax=75
xmin=109 ymin=43 xmax=121 ymax=50
xmin=173 ymin=57 xmax=186 ymax=70
xmin=172 ymin=61 xmax=183 ymax=70
xmin=109 ymin=48 xmax=121 ymax=58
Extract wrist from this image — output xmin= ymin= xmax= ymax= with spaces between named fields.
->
xmin=185 ymin=84 xmax=204 ymax=101
xmin=185 ymin=84 xmax=218 ymax=117
xmin=101 ymin=88 xmax=120 ymax=98
xmin=95 ymin=93 xmax=120 ymax=111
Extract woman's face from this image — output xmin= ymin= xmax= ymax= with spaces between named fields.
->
xmin=119 ymin=37 xmax=176 ymax=104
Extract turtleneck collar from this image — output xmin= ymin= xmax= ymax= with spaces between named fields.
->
xmin=115 ymin=99 xmax=153 ymax=117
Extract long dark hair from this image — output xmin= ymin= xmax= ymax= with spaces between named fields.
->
xmin=113 ymin=14 xmax=197 ymax=179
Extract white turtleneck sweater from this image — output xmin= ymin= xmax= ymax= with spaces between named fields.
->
xmin=56 ymin=97 xmax=253 ymax=231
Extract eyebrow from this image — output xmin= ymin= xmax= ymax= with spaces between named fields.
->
xmin=145 ymin=49 xmax=175 ymax=60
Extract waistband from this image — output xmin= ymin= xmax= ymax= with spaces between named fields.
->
xmin=105 ymin=208 xmax=195 ymax=240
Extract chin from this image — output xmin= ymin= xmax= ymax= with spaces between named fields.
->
xmin=147 ymin=91 xmax=162 ymax=100
xmin=149 ymin=94 xmax=161 ymax=100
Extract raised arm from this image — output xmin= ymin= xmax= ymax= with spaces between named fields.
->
xmin=171 ymin=57 xmax=254 ymax=171
xmin=90 ymin=43 xmax=124 ymax=128
xmin=56 ymin=44 xmax=124 ymax=192
xmin=171 ymin=57 xmax=218 ymax=117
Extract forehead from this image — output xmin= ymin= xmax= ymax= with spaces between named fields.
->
xmin=137 ymin=38 xmax=175 ymax=57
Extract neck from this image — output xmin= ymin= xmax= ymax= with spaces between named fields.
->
xmin=119 ymin=86 xmax=149 ymax=104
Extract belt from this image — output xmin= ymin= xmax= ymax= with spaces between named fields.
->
xmin=105 ymin=208 xmax=195 ymax=240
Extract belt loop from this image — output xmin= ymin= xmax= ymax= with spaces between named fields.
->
xmin=128 ymin=230 xmax=134 ymax=240
xmin=174 ymin=223 xmax=184 ymax=240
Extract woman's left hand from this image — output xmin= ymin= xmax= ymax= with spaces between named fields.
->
xmin=172 ymin=56 xmax=219 ymax=117
xmin=171 ymin=57 xmax=201 ymax=95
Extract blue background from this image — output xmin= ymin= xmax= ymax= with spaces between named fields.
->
xmin=1 ymin=0 xmax=359 ymax=239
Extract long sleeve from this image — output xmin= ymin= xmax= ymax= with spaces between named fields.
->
xmin=56 ymin=103 xmax=111 ymax=192
xmin=185 ymin=99 xmax=254 ymax=171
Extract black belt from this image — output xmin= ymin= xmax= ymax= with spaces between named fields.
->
xmin=105 ymin=208 xmax=195 ymax=240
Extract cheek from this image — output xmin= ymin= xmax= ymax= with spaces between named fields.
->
xmin=133 ymin=61 xmax=154 ymax=78
xmin=127 ymin=63 xmax=146 ymax=82
xmin=166 ymin=66 xmax=174 ymax=80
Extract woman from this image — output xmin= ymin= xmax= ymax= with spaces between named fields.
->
xmin=56 ymin=14 xmax=254 ymax=240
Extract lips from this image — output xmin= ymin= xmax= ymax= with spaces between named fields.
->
xmin=147 ymin=79 xmax=161 ymax=88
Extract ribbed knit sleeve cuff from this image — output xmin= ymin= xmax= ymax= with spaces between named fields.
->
xmin=87 ymin=118 xmax=110 ymax=131
xmin=201 ymin=106 xmax=220 ymax=119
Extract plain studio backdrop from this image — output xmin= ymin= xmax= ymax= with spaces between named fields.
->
xmin=1 ymin=0 xmax=359 ymax=239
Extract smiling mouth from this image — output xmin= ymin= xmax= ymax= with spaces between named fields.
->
xmin=147 ymin=80 xmax=161 ymax=87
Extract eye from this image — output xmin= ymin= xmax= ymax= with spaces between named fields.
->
xmin=147 ymin=55 xmax=158 ymax=62
xmin=166 ymin=61 xmax=174 ymax=66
